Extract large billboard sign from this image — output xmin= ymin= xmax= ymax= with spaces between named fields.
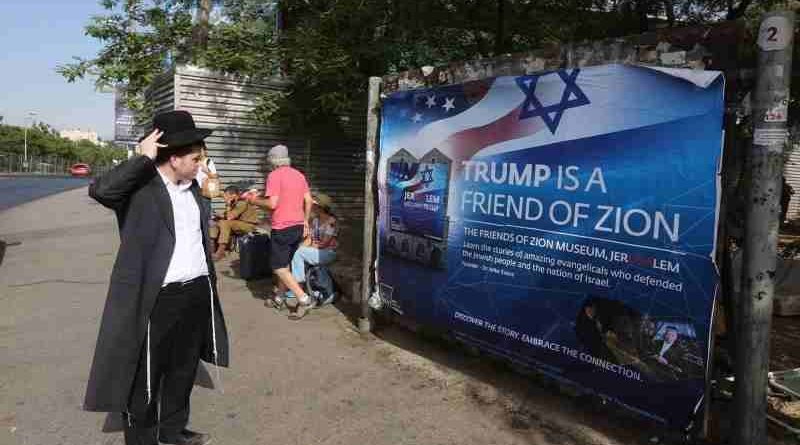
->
xmin=377 ymin=64 xmax=724 ymax=429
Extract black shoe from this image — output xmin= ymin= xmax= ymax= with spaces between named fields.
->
xmin=159 ymin=429 xmax=211 ymax=445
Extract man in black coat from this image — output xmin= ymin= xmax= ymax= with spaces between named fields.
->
xmin=574 ymin=299 xmax=614 ymax=362
xmin=84 ymin=110 xmax=230 ymax=445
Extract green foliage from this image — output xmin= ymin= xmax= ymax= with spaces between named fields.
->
xmin=200 ymin=11 xmax=278 ymax=76
xmin=0 ymin=124 xmax=126 ymax=165
xmin=57 ymin=0 xmax=195 ymax=121
xmin=61 ymin=0 xmax=768 ymax=137
xmin=257 ymin=0 xmax=766 ymax=135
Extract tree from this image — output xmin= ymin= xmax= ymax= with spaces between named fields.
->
xmin=0 ymin=123 xmax=125 ymax=163
xmin=192 ymin=0 xmax=213 ymax=53
xmin=253 ymin=0 xmax=580 ymax=134
xmin=59 ymin=1 xmax=276 ymax=120
xmin=60 ymin=0 xmax=766 ymax=136
xmin=257 ymin=0 xmax=776 ymax=135
xmin=58 ymin=0 xmax=195 ymax=119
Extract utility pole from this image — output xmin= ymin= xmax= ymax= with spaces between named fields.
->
xmin=191 ymin=0 xmax=212 ymax=55
xmin=360 ymin=76 xmax=382 ymax=334
xmin=734 ymin=9 xmax=795 ymax=445
xmin=23 ymin=126 xmax=28 ymax=172
xmin=23 ymin=111 xmax=37 ymax=172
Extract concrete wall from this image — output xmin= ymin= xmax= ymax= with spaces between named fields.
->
xmin=382 ymin=22 xmax=742 ymax=94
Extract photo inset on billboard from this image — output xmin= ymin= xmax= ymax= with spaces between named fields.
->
xmin=383 ymin=148 xmax=451 ymax=269
xmin=574 ymin=296 xmax=704 ymax=382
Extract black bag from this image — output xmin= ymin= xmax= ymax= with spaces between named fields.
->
xmin=305 ymin=265 xmax=336 ymax=305
xmin=237 ymin=233 xmax=270 ymax=280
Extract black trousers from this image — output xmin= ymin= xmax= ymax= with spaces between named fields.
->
xmin=124 ymin=277 xmax=211 ymax=445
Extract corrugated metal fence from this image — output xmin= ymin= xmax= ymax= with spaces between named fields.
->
xmin=144 ymin=66 xmax=366 ymax=256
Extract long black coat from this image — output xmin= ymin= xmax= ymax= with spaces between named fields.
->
xmin=84 ymin=155 xmax=230 ymax=413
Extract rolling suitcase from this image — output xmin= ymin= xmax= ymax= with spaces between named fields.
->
xmin=237 ymin=232 xmax=270 ymax=280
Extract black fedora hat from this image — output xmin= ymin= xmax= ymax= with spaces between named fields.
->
xmin=142 ymin=110 xmax=212 ymax=148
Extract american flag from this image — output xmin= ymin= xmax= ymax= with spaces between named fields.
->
xmin=381 ymin=69 xmax=590 ymax=172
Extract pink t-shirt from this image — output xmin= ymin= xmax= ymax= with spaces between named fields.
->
xmin=265 ymin=166 xmax=309 ymax=230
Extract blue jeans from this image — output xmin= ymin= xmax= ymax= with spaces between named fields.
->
xmin=291 ymin=246 xmax=337 ymax=283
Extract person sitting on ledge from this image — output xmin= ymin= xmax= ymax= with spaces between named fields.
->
xmin=289 ymin=193 xmax=338 ymax=304
xmin=210 ymin=185 xmax=259 ymax=260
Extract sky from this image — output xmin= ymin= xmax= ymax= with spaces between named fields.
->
xmin=0 ymin=1 xmax=115 ymax=140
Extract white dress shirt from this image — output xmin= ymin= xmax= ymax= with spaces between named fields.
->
xmin=157 ymin=168 xmax=209 ymax=285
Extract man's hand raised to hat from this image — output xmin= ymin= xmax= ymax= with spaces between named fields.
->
xmin=139 ymin=129 xmax=167 ymax=161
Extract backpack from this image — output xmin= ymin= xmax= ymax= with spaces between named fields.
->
xmin=306 ymin=265 xmax=336 ymax=306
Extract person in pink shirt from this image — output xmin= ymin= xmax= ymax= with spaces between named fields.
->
xmin=248 ymin=144 xmax=315 ymax=319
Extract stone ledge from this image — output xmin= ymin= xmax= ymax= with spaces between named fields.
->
xmin=329 ymin=257 xmax=363 ymax=304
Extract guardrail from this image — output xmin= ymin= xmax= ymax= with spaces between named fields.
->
xmin=0 ymin=152 xmax=115 ymax=176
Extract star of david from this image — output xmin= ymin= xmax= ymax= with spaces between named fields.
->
xmin=420 ymin=167 xmax=435 ymax=184
xmin=516 ymin=69 xmax=590 ymax=134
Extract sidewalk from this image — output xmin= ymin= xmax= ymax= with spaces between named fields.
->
xmin=0 ymin=187 xmax=787 ymax=445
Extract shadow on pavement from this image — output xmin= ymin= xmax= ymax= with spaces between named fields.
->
xmin=369 ymin=314 xmax=678 ymax=445
xmin=233 ymin=259 xmax=363 ymax=327
xmin=222 ymin=256 xmax=713 ymax=444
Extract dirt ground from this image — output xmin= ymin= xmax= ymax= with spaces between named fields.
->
xmin=0 ymin=188 xmax=663 ymax=445
xmin=771 ymin=316 xmax=800 ymax=372
xmin=3 ymin=187 xmax=800 ymax=445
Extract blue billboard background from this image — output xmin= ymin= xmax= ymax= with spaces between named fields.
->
xmin=377 ymin=64 xmax=724 ymax=429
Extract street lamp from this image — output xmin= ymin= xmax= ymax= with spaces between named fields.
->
xmin=23 ymin=111 xmax=37 ymax=171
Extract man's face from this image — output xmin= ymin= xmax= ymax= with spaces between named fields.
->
xmin=584 ymin=305 xmax=595 ymax=319
xmin=170 ymin=149 xmax=202 ymax=182
xmin=665 ymin=329 xmax=678 ymax=343
xmin=224 ymin=192 xmax=237 ymax=203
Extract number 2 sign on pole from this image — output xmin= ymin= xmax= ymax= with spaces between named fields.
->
xmin=759 ymin=15 xmax=792 ymax=51
xmin=735 ymin=9 xmax=796 ymax=445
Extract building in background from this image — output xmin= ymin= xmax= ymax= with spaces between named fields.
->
xmin=60 ymin=128 xmax=99 ymax=144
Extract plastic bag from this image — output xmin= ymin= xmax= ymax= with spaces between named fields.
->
xmin=202 ymin=173 xmax=222 ymax=199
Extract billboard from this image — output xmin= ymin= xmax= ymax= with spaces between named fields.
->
xmin=114 ymin=86 xmax=142 ymax=146
xmin=377 ymin=64 xmax=724 ymax=429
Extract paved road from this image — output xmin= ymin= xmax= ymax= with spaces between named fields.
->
xmin=0 ymin=176 xmax=89 ymax=212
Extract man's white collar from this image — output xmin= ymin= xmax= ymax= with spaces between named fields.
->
xmin=157 ymin=166 xmax=192 ymax=192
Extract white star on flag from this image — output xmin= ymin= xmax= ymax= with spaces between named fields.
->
xmin=425 ymin=95 xmax=437 ymax=108
xmin=442 ymin=97 xmax=455 ymax=112
xmin=412 ymin=113 xmax=423 ymax=123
